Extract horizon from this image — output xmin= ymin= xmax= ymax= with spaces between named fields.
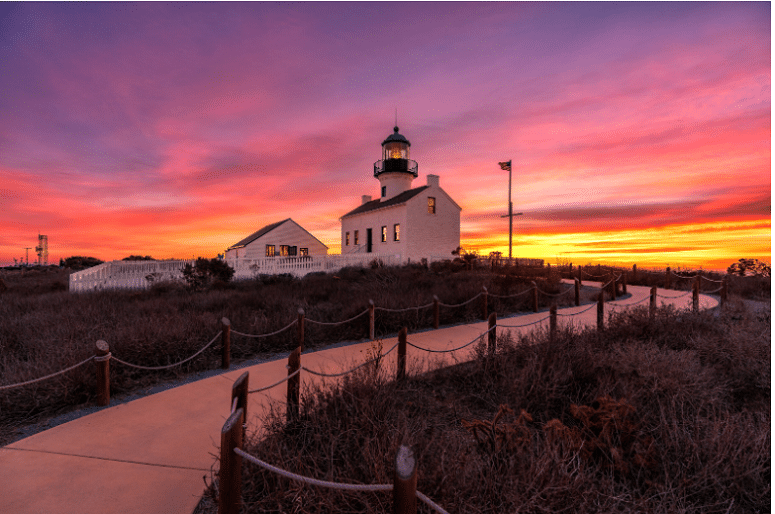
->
xmin=0 ymin=3 xmax=770 ymax=271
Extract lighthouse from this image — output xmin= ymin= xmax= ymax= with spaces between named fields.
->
xmin=374 ymin=126 xmax=418 ymax=200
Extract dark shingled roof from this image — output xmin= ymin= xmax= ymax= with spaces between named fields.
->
xmin=227 ymin=218 xmax=290 ymax=250
xmin=341 ymin=186 xmax=429 ymax=219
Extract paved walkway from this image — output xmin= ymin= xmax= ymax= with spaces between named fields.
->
xmin=0 ymin=282 xmax=718 ymax=514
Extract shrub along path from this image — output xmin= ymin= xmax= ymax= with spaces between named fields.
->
xmin=0 ymin=282 xmax=719 ymax=514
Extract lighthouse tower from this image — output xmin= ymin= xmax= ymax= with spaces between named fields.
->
xmin=374 ymin=126 xmax=418 ymax=200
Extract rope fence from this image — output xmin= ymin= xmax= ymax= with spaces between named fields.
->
xmin=406 ymin=325 xmax=494 ymax=354
xmin=306 ymin=309 xmax=370 ymax=326
xmin=302 ymin=342 xmax=400 ymax=378
xmin=111 ymin=332 xmax=222 ymax=371
xmin=231 ymin=319 xmax=297 ymax=338
xmin=247 ymin=368 xmax=301 ymax=394
xmin=0 ymin=356 xmax=96 ymax=391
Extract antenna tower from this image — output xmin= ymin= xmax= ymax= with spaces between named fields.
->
xmin=35 ymin=234 xmax=48 ymax=266
xmin=23 ymin=247 xmax=32 ymax=266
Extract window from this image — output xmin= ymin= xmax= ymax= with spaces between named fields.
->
xmin=381 ymin=186 xmax=386 ymax=198
xmin=280 ymin=245 xmax=289 ymax=256
xmin=381 ymin=226 xmax=387 ymax=242
xmin=345 ymin=232 xmax=350 ymax=246
xmin=300 ymin=248 xmax=308 ymax=256
xmin=289 ymin=246 xmax=297 ymax=256
xmin=393 ymin=224 xmax=400 ymax=241
xmin=354 ymin=230 xmax=359 ymax=245
xmin=266 ymin=245 xmax=275 ymax=257
xmin=428 ymin=197 xmax=436 ymax=214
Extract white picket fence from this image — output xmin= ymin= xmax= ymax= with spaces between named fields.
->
xmin=68 ymin=254 xmax=430 ymax=292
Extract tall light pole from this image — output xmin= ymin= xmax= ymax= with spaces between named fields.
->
xmin=499 ymin=160 xmax=522 ymax=262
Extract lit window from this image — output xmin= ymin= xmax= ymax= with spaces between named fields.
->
xmin=300 ymin=248 xmax=308 ymax=256
xmin=280 ymin=245 xmax=289 ymax=256
xmin=428 ymin=197 xmax=436 ymax=214
xmin=345 ymin=232 xmax=350 ymax=246
xmin=381 ymin=186 xmax=386 ymax=197
xmin=266 ymin=245 xmax=275 ymax=257
xmin=381 ymin=226 xmax=387 ymax=242
xmin=393 ymin=224 xmax=400 ymax=241
xmin=354 ymin=230 xmax=359 ymax=245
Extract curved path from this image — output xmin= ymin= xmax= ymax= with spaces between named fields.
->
xmin=0 ymin=282 xmax=718 ymax=514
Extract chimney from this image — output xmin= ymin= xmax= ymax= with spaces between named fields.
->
xmin=427 ymin=174 xmax=439 ymax=187
xmin=361 ymin=195 xmax=372 ymax=205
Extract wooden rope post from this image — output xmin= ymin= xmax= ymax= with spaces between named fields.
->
xmin=649 ymin=286 xmax=657 ymax=321
xmin=397 ymin=327 xmax=407 ymax=381
xmin=574 ymin=278 xmax=580 ymax=306
xmin=622 ymin=272 xmax=627 ymax=295
xmin=610 ymin=274 xmax=617 ymax=300
xmin=549 ymin=304 xmax=557 ymax=343
xmin=393 ymin=445 xmax=417 ymax=514
xmin=481 ymin=286 xmax=488 ymax=320
xmin=488 ymin=312 xmax=496 ymax=355
xmin=665 ymin=266 xmax=671 ymax=289
xmin=720 ymin=277 xmax=727 ymax=307
xmin=297 ymin=308 xmax=305 ymax=352
xmin=368 ymin=300 xmax=375 ymax=340
xmin=632 ymin=264 xmax=637 ymax=281
xmin=692 ymin=276 xmax=699 ymax=313
xmin=219 ymin=407 xmax=243 ymax=514
xmin=286 ymin=347 xmax=301 ymax=423
xmin=578 ymin=265 xmax=582 ymax=286
xmin=532 ymin=281 xmax=539 ymax=313
xmin=221 ymin=317 xmax=231 ymax=370
xmin=432 ymin=295 xmax=439 ymax=329
xmin=597 ymin=292 xmax=604 ymax=332
xmin=231 ymin=371 xmax=249 ymax=441
xmin=95 ymin=340 xmax=110 ymax=407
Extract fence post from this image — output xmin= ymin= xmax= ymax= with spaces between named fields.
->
xmin=369 ymin=300 xmax=375 ymax=340
xmin=632 ymin=264 xmax=637 ymax=281
xmin=692 ymin=276 xmax=699 ymax=313
xmin=393 ymin=445 xmax=417 ymax=514
xmin=649 ymin=286 xmax=657 ymax=320
xmin=550 ymin=304 xmax=557 ymax=343
xmin=665 ymin=267 xmax=671 ymax=289
xmin=397 ymin=327 xmax=407 ymax=381
xmin=574 ymin=278 xmax=580 ymax=306
xmin=297 ymin=308 xmax=305 ymax=351
xmin=720 ymin=277 xmax=727 ymax=307
xmin=231 ymin=371 xmax=249 ymax=441
xmin=481 ymin=286 xmax=488 ymax=320
xmin=95 ymin=340 xmax=110 ymax=407
xmin=286 ymin=347 xmax=301 ymax=423
xmin=488 ymin=312 xmax=496 ymax=355
xmin=597 ymin=293 xmax=604 ymax=332
xmin=611 ymin=275 xmax=617 ymax=299
xmin=219 ymin=407 xmax=243 ymax=514
xmin=221 ymin=317 xmax=231 ymax=370
xmin=578 ymin=265 xmax=582 ymax=286
xmin=433 ymin=295 xmax=439 ymax=329
xmin=532 ymin=281 xmax=539 ymax=313
xmin=622 ymin=272 xmax=627 ymax=295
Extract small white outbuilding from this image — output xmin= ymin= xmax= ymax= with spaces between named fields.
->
xmin=340 ymin=126 xmax=461 ymax=262
xmin=224 ymin=218 xmax=328 ymax=261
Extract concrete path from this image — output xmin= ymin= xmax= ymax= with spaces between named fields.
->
xmin=0 ymin=282 xmax=718 ymax=514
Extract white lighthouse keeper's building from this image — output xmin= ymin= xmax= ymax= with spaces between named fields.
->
xmin=340 ymin=126 xmax=461 ymax=263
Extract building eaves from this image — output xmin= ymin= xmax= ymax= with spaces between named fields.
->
xmin=226 ymin=218 xmax=291 ymax=250
xmin=340 ymin=186 xmax=429 ymax=219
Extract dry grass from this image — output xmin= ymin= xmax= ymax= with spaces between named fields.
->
xmin=202 ymin=302 xmax=770 ymax=513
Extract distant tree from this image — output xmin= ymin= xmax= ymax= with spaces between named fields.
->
xmin=727 ymin=258 xmax=770 ymax=277
xmin=60 ymin=256 xmax=104 ymax=270
xmin=122 ymin=255 xmax=154 ymax=261
xmin=182 ymin=258 xmax=235 ymax=290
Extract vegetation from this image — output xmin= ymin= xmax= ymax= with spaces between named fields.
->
xmin=122 ymin=255 xmax=155 ymax=261
xmin=727 ymin=258 xmax=771 ymax=277
xmin=203 ymin=302 xmax=770 ymax=513
xmin=182 ymin=257 xmax=235 ymax=290
xmin=58 ymin=256 xmax=103 ymax=270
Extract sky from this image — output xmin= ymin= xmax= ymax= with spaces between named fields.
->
xmin=0 ymin=2 xmax=770 ymax=271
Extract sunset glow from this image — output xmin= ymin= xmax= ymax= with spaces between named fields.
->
xmin=0 ymin=2 xmax=769 ymax=271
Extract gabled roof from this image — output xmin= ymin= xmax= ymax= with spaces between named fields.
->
xmin=227 ymin=218 xmax=329 ymax=250
xmin=341 ymin=186 xmax=429 ymax=219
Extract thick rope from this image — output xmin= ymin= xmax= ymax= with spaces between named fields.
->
xmin=0 ymin=356 xmax=95 ymax=391
xmin=375 ymin=302 xmax=434 ymax=313
xmin=417 ymin=491 xmax=452 ymax=514
xmin=232 ymin=319 xmax=297 ymax=338
xmin=248 ymin=368 xmax=300 ymax=394
xmin=703 ymin=285 xmax=724 ymax=294
xmin=700 ymin=275 xmax=724 ymax=284
xmin=488 ymin=288 xmax=532 ymax=299
xmin=607 ymin=296 xmax=652 ymax=309
xmin=536 ymin=285 xmax=574 ymax=297
xmin=406 ymin=325 xmax=496 ymax=354
xmin=581 ymin=269 xmax=609 ymax=278
xmin=499 ymin=314 xmax=552 ymax=328
xmin=555 ymin=302 xmax=599 ymax=317
xmin=302 ymin=342 xmax=400 ymax=377
xmin=111 ymin=332 xmax=221 ymax=370
xmin=306 ymin=309 xmax=370 ymax=326
xmin=438 ymin=292 xmax=482 ymax=308
xmin=236 ymin=448 xmax=394 ymax=492
xmin=657 ymin=291 xmax=692 ymax=299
